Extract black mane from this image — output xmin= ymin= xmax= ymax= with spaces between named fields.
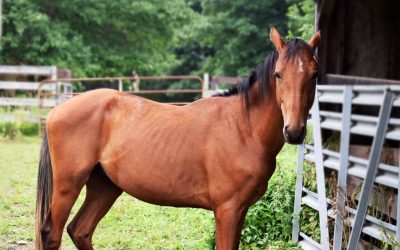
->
xmin=214 ymin=38 xmax=312 ymax=110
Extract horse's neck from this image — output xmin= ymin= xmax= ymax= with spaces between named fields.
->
xmin=240 ymin=84 xmax=285 ymax=157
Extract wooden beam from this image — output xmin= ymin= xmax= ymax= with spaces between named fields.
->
xmin=0 ymin=81 xmax=56 ymax=91
xmin=0 ymin=65 xmax=57 ymax=76
xmin=326 ymin=74 xmax=400 ymax=85
xmin=0 ymin=98 xmax=56 ymax=107
xmin=0 ymin=114 xmax=39 ymax=123
xmin=211 ymin=76 xmax=242 ymax=85
xmin=317 ymin=0 xmax=336 ymax=29
xmin=210 ymin=76 xmax=242 ymax=90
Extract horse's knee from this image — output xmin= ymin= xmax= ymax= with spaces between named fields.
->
xmin=67 ymin=223 xmax=92 ymax=250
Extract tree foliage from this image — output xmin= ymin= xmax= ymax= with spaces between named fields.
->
xmin=287 ymin=0 xmax=315 ymax=40
xmin=0 ymin=0 xmax=314 ymax=78
xmin=194 ymin=0 xmax=289 ymax=77
xmin=0 ymin=0 xmax=195 ymax=76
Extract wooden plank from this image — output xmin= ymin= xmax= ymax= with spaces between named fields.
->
xmin=316 ymin=0 xmax=336 ymax=29
xmin=0 ymin=81 xmax=55 ymax=91
xmin=0 ymin=97 xmax=57 ymax=107
xmin=56 ymin=69 xmax=71 ymax=79
xmin=0 ymin=114 xmax=39 ymax=123
xmin=211 ymin=76 xmax=242 ymax=85
xmin=0 ymin=65 xmax=56 ymax=76
xmin=327 ymin=74 xmax=400 ymax=85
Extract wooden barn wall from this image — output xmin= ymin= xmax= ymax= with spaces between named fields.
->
xmin=318 ymin=0 xmax=400 ymax=83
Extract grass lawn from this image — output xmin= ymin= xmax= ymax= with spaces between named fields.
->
xmin=0 ymin=135 xmax=298 ymax=249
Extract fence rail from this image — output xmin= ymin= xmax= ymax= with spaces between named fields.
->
xmin=0 ymin=65 xmax=70 ymax=122
xmin=37 ymin=75 xmax=205 ymax=134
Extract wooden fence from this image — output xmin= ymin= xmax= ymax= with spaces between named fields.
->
xmin=0 ymin=70 xmax=239 ymax=123
xmin=0 ymin=65 xmax=71 ymax=122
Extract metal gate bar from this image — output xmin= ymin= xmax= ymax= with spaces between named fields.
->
xmin=292 ymin=143 xmax=305 ymax=242
xmin=347 ymin=90 xmax=395 ymax=249
xmin=311 ymin=94 xmax=330 ymax=250
xmin=333 ymin=85 xmax=352 ymax=250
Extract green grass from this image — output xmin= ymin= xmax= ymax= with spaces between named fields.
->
xmin=0 ymin=137 xmax=214 ymax=249
xmin=0 ymin=136 xmax=300 ymax=249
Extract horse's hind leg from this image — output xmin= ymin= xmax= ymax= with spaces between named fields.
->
xmin=41 ymin=169 xmax=89 ymax=250
xmin=67 ymin=165 xmax=122 ymax=250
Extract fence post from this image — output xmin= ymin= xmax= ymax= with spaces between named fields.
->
xmin=118 ymin=79 xmax=123 ymax=92
xmin=203 ymin=73 xmax=209 ymax=98
xmin=333 ymin=85 xmax=353 ymax=249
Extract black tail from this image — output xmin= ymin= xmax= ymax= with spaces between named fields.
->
xmin=35 ymin=129 xmax=53 ymax=250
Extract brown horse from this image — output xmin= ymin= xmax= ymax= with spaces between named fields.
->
xmin=36 ymin=27 xmax=320 ymax=250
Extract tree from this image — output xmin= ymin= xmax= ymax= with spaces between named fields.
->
xmin=0 ymin=0 xmax=314 ymax=79
xmin=287 ymin=0 xmax=315 ymax=40
xmin=195 ymin=0 xmax=289 ymax=77
xmin=0 ymin=0 xmax=196 ymax=76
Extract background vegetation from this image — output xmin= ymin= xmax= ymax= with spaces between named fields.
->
xmin=0 ymin=0 xmax=315 ymax=249
xmin=0 ymin=0 xmax=314 ymax=78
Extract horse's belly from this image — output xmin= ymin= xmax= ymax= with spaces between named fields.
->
xmin=101 ymin=160 xmax=211 ymax=209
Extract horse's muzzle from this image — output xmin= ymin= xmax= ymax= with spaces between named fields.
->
xmin=283 ymin=125 xmax=306 ymax=145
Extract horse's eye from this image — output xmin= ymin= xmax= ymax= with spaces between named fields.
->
xmin=312 ymin=72 xmax=318 ymax=80
xmin=274 ymin=72 xmax=282 ymax=80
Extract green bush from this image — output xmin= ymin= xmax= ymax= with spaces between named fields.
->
xmin=18 ymin=122 xmax=39 ymax=136
xmin=0 ymin=122 xmax=18 ymax=140
xmin=299 ymin=206 xmax=320 ymax=242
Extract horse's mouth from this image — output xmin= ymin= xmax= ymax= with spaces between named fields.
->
xmin=283 ymin=128 xmax=306 ymax=145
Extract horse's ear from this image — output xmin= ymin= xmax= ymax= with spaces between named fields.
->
xmin=308 ymin=31 xmax=321 ymax=52
xmin=270 ymin=26 xmax=285 ymax=54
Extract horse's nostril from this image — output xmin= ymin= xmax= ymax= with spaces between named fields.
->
xmin=283 ymin=126 xmax=289 ymax=137
xmin=283 ymin=125 xmax=306 ymax=144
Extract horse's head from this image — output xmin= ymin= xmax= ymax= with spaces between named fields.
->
xmin=269 ymin=27 xmax=321 ymax=144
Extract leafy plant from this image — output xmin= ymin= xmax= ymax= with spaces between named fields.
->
xmin=18 ymin=122 xmax=39 ymax=136
xmin=303 ymin=161 xmax=317 ymax=193
xmin=299 ymin=206 xmax=320 ymax=242
xmin=0 ymin=122 xmax=18 ymax=140
xmin=0 ymin=0 xmax=196 ymax=77
xmin=287 ymin=0 xmax=315 ymax=40
xmin=268 ymin=241 xmax=301 ymax=250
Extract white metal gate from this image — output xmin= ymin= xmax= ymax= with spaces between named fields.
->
xmin=292 ymin=85 xmax=400 ymax=249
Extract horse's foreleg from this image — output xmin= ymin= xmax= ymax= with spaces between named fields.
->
xmin=67 ymin=166 xmax=122 ymax=250
xmin=214 ymin=203 xmax=249 ymax=250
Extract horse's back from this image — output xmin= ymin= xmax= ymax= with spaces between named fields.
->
xmin=47 ymin=89 xmax=127 ymax=124
xmin=45 ymin=89 xmax=151 ymax=177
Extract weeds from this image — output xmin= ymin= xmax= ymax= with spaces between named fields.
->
xmin=0 ymin=122 xmax=39 ymax=139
